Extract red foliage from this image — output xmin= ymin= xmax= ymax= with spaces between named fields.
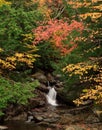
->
xmin=32 ymin=19 xmax=84 ymax=54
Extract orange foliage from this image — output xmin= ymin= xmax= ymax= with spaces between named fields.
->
xmin=32 ymin=19 xmax=84 ymax=55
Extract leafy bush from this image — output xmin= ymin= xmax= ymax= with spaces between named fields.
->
xmin=0 ymin=76 xmax=39 ymax=116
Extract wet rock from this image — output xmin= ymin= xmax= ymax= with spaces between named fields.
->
xmin=33 ymin=115 xmax=43 ymax=122
xmin=58 ymin=115 xmax=74 ymax=125
xmin=85 ymin=114 xmax=100 ymax=123
xmin=26 ymin=115 xmax=34 ymax=123
xmin=28 ymin=91 xmax=46 ymax=109
xmin=92 ymin=105 xmax=102 ymax=122
xmin=38 ymin=83 xmax=49 ymax=93
xmin=56 ymin=81 xmax=63 ymax=88
xmin=11 ymin=112 xmax=27 ymax=121
xmin=47 ymin=73 xmax=55 ymax=82
xmin=65 ymin=125 xmax=86 ymax=130
xmin=92 ymin=128 xmax=98 ymax=130
xmin=28 ymin=98 xmax=41 ymax=108
xmin=44 ymin=118 xmax=58 ymax=123
xmin=37 ymin=121 xmax=50 ymax=126
xmin=54 ymin=74 xmax=62 ymax=79
xmin=32 ymin=71 xmax=47 ymax=83
xmin=57 ymin=84 xmax=86 ymax=105
xmin=0 ymin=126 xmax=8 ymax=130
xmin=95 ymin=110 xmax=102 ymax=121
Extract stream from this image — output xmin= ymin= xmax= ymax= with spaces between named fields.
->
xmin=3 ymin=104 xmax=102 ymax=130
xmin=2 ymin=83 xmax=102 ymax=130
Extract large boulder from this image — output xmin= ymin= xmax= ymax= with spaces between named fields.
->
xmin=92 ymin=104 xmax=102 ymax=122
xmin=31 ymin=71 xmax=47 ymax=83
xmin=57 ymin=84 xmax=85 ymax=105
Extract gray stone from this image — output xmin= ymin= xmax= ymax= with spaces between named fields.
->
xmin=86 ymin=115 xmax=100 ymax=123
xmin=44 ymin=118 xmax=58 ymax=123
xmin=32 ymin=72 xmax=47 ymax=83
xmin=34 ymin=115 xmax=43 ymax=121
xmin=0 ymin=126 xmax=8 ymax=130
xmin=47 ymin=73 xmax=55 ymax=82
xmin=65 ymin=125 xmax=85 ymax=130
xmin=92 ymin=105 xmax=102 ymax=122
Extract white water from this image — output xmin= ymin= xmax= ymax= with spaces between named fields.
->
xmin=46 ymin=87 xmax=58 ymax=106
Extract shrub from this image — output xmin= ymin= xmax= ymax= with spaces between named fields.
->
xmin=0 ymin=76 xmax=39 ymax=116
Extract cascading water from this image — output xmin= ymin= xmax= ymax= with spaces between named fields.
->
xmin=46 ymin=82 xmax=58 ymax=106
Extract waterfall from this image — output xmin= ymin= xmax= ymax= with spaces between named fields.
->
xmin=46 ymin=86 xmax=58 ymax=106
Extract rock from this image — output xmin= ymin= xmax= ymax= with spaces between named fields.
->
xmin=26 ymin=115 xmax=34 ymax=123
xmin=58 ymin=115 xmax=74 ymax=125
xmin=57 ymin=84 xmax=85 ymax=105
xmin=28 ymin=94 xmax=46 ymax=109
xmin=85 ymin=115 xmax=100 ymax=123
xmin=33 ymin=115 xmax=43 ymax=122
xmin=47 ymin=73 xmax=55 ymax=82
xmin=0 ymin=126 xmax=8 ymax=130
xmin=39 ymin=100 xmax=45 ymax=106
xmin=32 ymin=72 xmax=47 ymax=83
xmin=38 ymin=83 xmax=49 ymax=93
xmin=44 ymin=118 xmax=58 ymax=123
xmin=65 ymin=125 xmax=85 ymax=130
xmin=28 ymin=98 xmax=41 ymax=108
xmin=92 ymin=128 xmax=98 ymax=130
xmin=37 ymin=121 xmax=50 ymax=126
xmin=11 ymin=112 xmax=27 ymax=121
xmin=95 ymin=110 xmax=102 ymax=121
xmin=92 ymin=105 xmax=102 ymax=122
xmin=54 ymin=74 xmax=62 ymax=79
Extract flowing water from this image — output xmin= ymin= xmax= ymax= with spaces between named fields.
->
xmin=46 ymin=87 xmax=58 ymax=106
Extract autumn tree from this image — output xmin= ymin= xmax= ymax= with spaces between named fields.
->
xmin=62 ymin=0 xmax=102 ymax=106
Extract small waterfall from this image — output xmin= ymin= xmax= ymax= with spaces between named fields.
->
xmin=46 ymin=84 xmax=58 ymax=106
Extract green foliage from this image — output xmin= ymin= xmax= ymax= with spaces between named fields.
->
xmin=34 ymin=41 xmax=61 ymax=72
xmin=0 ymin=76 xmax=39 ymax=116
xmin=0 ymin=4 xmax=43 ymax=74
xmin=0 ymin=5 xmax=44 ymax=50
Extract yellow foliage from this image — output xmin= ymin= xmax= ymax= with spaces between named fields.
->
xmin=0 ymin=48 xmax=3 ymax=52
xmin=67 ymin=0 xmax=102 ymax=21
xmin=63 ymin=62 xmax=97 ymax=77
xmin=0 ymin=59 xmax=15 ymax=70
xmin=22 ymin=33 xmax=34 ymax=43
xmin=0 ymin=0 xmax=11 ymax=6
xmin=67 ymin=0 xmax=101 ymax=8
xmin=80 ymin=13 xmax=102 ymax=20
xmin=63 ymin=58 xmax=102 ymax=105
xmin=0 ymin=44 xmax=39 ymax=73
xmin=6 ymin=48 xmax=39 ymax=69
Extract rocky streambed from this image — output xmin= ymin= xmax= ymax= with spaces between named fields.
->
xmin=25 ymin=104 xmax=102 ymax=130
xmin=1 ymin=71 xmax=102 ymax=130
xmin=4 ymin=104 xmax=102 ymax=130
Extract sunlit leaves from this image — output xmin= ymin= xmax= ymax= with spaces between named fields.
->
xmin=0 ymin=0 xmax=11 ymax=7
xmin=0 ymin=44 xmax=39 ymax=73
xmin=63 ymin=57 xmax=102 ymax=105
xmin=80 ymin=13 xmax=102 ymax=20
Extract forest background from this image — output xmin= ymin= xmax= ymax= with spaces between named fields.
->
xmin=0 ymin=0 xmax=102 ymax=116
